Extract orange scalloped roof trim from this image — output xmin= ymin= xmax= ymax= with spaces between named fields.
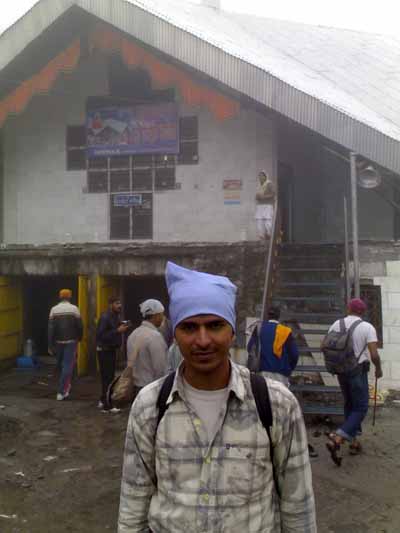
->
xmin=89 ymin=25 xmax=240 ymax=121
xmin=0 ymin=39 xmax=81 ymax=128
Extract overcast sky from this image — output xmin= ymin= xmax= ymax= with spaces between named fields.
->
xmin=1 ymin=0 xmax=399 ymax=37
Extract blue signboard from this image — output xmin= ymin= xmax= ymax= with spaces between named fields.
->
xmin=113 ymin=194 xmax=143 ymax=208
xmin=87 ymin=103 xmax=179 ymax=158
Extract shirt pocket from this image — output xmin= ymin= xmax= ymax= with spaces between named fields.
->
xmin=219 ymin=443 xmax=270 ymax=505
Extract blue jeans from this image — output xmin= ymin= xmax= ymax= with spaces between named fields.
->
xmin=337 ymin=369 xmax=369 ymax=441
xmin=56 ymin=342 xmax=77 ymax=395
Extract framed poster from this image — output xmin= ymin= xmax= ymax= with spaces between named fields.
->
xmin=87 ymin=103 xmax=179 ymax=157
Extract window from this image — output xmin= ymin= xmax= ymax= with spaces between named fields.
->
xmin=87 ymin=155 xmax=176 ymax=194
xmin=155 ymin=167 xmax=175 ymax=190
xmin=360 ymin=284 xmax=383 ymax=347
xmin=178 ymin=116 xmax=199 ymax=165
xmin=66 ymin=126 xmax=86 ymax=171
xmin=110 ymin=193 xmax=153 ymax=240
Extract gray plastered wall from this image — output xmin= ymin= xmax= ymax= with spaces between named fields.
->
xmin=1 ymin=52 xmax=276 ymax=245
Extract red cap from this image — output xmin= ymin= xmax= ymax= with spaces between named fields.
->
xmin=348 ymin=298 xmax=367 ymax=315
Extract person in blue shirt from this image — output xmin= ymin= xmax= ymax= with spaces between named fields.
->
xmin=247 ymin=306 xmax=299 ymax=387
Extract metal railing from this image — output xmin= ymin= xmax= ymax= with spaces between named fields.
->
xmin=261 ymin=197 xmax=280 ymax=321
xmin=343 ymin=196 xmax=351 ymax=305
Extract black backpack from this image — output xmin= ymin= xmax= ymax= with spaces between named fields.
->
xmin=156 ymin=371 xmax=279 ymax=496
xmin=322 ymin=319 xmax=365 ymax=375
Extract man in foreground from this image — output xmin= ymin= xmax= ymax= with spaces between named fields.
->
xmin=118 ymin=262 xmax=316 ymax=533
xmin=247 ymin=305 xmax=299 ymax=387
xmin=127 ymin=299 xmax=168 ymax=391
xmin=96 ymin=297 xmax=129 ymax=412
xmin=325 ymin=298 xmax=383 ymax=460
xmin=48 ymin=289 xmax=83 ymax=401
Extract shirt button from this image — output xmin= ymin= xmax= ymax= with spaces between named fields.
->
xmin=204 ymin=456 xmax=211 ymax=464
xmin=203 ymin=493 xmax=209 ymax=502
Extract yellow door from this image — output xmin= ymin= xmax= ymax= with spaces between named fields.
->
xmin=77 ymin=275 xmax=89 ymax=376
xmin=0 ymin=277 xmax=23 ymax=363
xmin=96 ymin=275 xmax=121 ymax=320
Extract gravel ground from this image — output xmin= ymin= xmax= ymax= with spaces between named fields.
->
xmin=0 ymin=365 xmax=399 ymax=533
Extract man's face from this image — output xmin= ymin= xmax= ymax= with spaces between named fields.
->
xmin=175 ymin=315 xmax=234 ymax=376
xmin=258 ymin=172 xmax=267 ymax=185
xmin=152 ymin=312 xmax=165 ymax=328
xmin=111 ymin=300 xmax=122 ymax=313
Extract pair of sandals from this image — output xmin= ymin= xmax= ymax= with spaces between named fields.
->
xmin=326 ymin=433 xmax=362 ymax=466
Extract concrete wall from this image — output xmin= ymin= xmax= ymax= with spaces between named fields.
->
xmin=2 ymin=53 xmax=109 ymax=245
xmin=373 ymin=261 xmax=400 ymax=390
xmin=156 ymin=104 xmax=275 ymax=242
xmin=357 ymin=243 xmax=400 ymax=390
xmin=1 ymin=53 xmax=276 ymax=245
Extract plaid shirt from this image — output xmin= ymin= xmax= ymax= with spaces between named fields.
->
xmin=118 ymin=362 xmax=316 ymax=533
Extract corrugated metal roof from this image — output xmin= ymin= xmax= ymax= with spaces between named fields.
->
xmin=1 ymin=0 xmax=400 ymax=173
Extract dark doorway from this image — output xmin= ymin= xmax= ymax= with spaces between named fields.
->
xmin=23 ymin=276 xmax=78 ymax=356
xmin=278 ymin=161 xmax=294 ymax=242
xmin=122 ymin=276 xmax=169 ymax=330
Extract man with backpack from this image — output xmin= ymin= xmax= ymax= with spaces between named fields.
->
xmin=247 ymin=306 xmax=299 ymax=387
xmin=323 ymin=298 xmax=383 ymax=464
xmin=118 ymin=262 xmax=316 ymax=533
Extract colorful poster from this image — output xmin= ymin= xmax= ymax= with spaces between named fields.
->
xmin=87 ymin=103 xmax=179 ymax=157
xmin=223 ymin=179 xmax=242 ymax=205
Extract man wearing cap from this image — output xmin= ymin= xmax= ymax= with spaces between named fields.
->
xmin=118 ymin=262 xmax=316 ymax=533
xmin=48 ymin=289 xmax=83 ymax=401
xmin=127 ymin=299 xmax=168 ymax=391
xmin=326 ymin=298 xmax=383 ymax=458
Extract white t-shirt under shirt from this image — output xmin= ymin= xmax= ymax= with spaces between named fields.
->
xmin=328 ymin=315 xmax=378 ymax=364
xmin=183 ymin=379 xmax=230 ymax=442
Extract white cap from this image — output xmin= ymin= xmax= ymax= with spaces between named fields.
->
xmin=140 ymin=299 xmax=165 ymax=317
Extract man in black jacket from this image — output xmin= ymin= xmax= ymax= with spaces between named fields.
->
xmin=96 ymin=297 xmax=130 ymax=412
xmin=48 ymin=289 xmax=83 ymax=401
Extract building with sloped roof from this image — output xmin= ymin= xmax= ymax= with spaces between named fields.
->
xmin=0 ymin=0 xmax=399 ymax=389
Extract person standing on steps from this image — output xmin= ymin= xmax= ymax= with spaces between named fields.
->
xmin=255 ymin=170 xmax=275 ymax=239
xmin=247 ymin=305 xmax=299 ymax=388
xmin=48 ymin=289 xmax=83 ymax=401
xmin=96 ymin=297 xmax=130 ymax=413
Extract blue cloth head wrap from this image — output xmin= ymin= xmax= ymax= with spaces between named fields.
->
xmin=166 ymin=262 xmax=237 ymax=332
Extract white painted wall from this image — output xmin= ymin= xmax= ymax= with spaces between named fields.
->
xmin=3 ymin=53 xmax=110 ymax=244
xmin=374 ymin=260 xmax=400 ymax=390
xmin=155 ymin=103 xmax=276 ymax=242
xmin=2 ymin=54 xmax=276 ymax=244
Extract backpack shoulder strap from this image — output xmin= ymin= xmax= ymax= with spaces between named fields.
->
xmin=347 ymin=318 xmax=363 ymax=336
xmin=156 ymin=372 xmax=176 ymax=429
xmin=250 ymin=372 xmax=280 ymax=497
xmin=250 ymin=372 xmax=273 ymax=431
xmin=339 ymin=318 xmax=346 ymax=332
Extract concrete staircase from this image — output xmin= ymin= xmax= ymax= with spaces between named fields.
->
xmin=272 ymin=243 xmax=345 ymax=416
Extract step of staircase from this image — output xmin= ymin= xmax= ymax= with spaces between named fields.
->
xmin=281 ymin=312 xmax=341 ymax=324
xmin=270 ymin=243 xmax=345 ymax=415
xmin=302 ymin=405 xmax=343 ymax=416
xmin=293 ymin=365 xmax=327 ymax=373
xmin=291 ymin=384 xmax=341 ymax=393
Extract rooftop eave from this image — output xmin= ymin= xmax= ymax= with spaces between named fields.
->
xmin=1 ymin=0 xmax=400 ymax=174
